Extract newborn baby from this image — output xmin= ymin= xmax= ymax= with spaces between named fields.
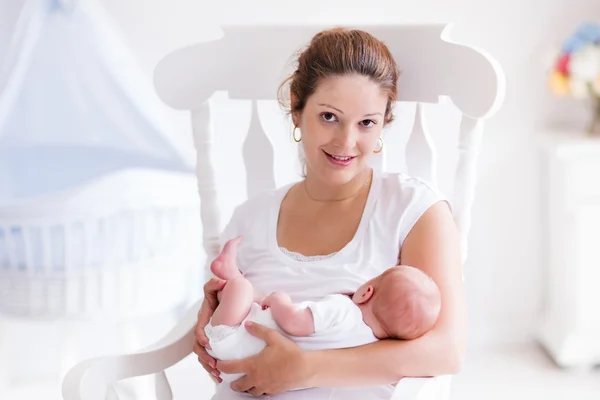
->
xmin=205 ymin=237 xmax=441 ymax=383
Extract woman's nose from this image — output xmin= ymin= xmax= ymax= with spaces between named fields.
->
xmin=333 ymin=125 xmax=357 ymax=151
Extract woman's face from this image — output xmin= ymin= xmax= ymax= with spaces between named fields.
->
xmin=295 ymin=74 xmax=388 ymax=186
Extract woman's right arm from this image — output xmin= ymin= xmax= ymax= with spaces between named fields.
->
xmin=193 ymin=277 xmax=227 ymax=382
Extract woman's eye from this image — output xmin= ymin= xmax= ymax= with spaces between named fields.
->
xmin=321 ymin=112 xmax=337 ymax=122
xmin=361 ymin=119 xmax=376 ymax=127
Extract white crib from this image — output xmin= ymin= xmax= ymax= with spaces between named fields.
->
xmin=61 ymin=23 xmax=505 ymax=400
xmin=0 ymin=168 xmax=203 ymax=390
xmin=0 ymin=168 xmax=201 ymax=320
xmin=0 ymin=0 xmax=209 ymax=388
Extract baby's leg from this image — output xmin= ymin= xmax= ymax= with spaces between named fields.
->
xmin=262 ymin=292 xmax=315 ymax=337
xmin=210 ymin=237 xmax=253 ymax=327
xmin=210 ymin=236 xmax=243 ymax=281
xmin=212 ymin=278 xmax=253 ymax=327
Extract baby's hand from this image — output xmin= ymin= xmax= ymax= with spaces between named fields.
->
xmin=261 ymin=291 xmax=291 ymax=310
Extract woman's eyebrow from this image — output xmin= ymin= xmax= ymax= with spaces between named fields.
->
xmin=318 ymin=103 xmax=344 ymax=114
xmin=318 ymin=103 xmax=382 ymax=118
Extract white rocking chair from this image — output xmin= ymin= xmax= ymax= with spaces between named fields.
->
xmin=62 ymin=23 xmax=505 ymax=400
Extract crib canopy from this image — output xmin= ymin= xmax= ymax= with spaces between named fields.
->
xmin=0 ymin=0 xmax=194 ymax=201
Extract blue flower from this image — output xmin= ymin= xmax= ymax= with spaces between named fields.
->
xmin=561 ymin=22 xmax=600 ymax=53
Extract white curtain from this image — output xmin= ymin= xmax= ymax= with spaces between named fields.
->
xmin=0 ymin=0 xmax=194 ymax=199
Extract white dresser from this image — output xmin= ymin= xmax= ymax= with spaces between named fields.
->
xmin=537 ymin=131 xmax=600 ymax=369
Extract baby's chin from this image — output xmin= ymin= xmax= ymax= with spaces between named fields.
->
xmin=371 ymin=325 xmax=389 ymax=340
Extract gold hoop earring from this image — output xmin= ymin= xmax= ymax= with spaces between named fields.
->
xmin=373 ymin=136 xmax=384 ymax=153
xmin=293 ymin=126 xmax=302 ymax=143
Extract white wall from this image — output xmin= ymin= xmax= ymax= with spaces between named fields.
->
xmin=100 ymin=0 xmax=600 ymax=347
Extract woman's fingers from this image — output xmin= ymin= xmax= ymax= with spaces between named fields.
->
xmin=216 ymin=358 xmax=249 ymax=374
xmin=194 ymin=313 xmax=210 ymax=349
xmin=194 ymin=319 xmax=207 ymax=346
xmin=202 ymin=361 xmax=223 ymax=383
xmin=244 ymin=321 xmax=281 ymax=345
xmin=203 ymin=277 xmax=227 ymax=297
xmin=197 ymin=356 xmax=222 ymax=382
xmin=230 ymin=375 xmax=254 ymax=393
xmin=194 ymin=342 xmax=222 ymax=383
xmin=196 ymin=278 xmax=226 ymax=348
xmin=192 ymin=277 xmax=228 ymax=384
xmin=193 ymin=341 xmax=217 ymax=369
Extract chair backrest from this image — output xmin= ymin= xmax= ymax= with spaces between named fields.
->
xmin=153 ymin=24 xmax=505 ymax=275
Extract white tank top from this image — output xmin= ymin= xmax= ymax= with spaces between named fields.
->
xmin=215 ymin=170 xmax=447 ymax=400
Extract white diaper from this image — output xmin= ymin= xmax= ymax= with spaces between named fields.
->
xmin=204 ymin=323 xmax=238 ymax=342
xmin=204 ymin=302 xmax=281 ymax=383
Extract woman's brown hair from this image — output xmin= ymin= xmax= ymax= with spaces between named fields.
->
xmin=279 ymin=27 xmax=400 ymax=125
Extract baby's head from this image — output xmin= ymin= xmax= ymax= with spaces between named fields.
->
xmin=352 ymin=265 xmax=441 ymax=340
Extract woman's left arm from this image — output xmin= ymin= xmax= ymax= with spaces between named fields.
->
xmin=305 ymin=200 xmax=466 ymax=387
xmin=217 ymin=201 xmax=466 ymax=394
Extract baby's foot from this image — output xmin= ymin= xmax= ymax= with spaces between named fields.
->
xmin=210 ymin=236 xmax=243 ymax=280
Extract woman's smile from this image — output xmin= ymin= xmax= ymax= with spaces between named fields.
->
xmin=323 ymin=150 xmax=357 ymax=166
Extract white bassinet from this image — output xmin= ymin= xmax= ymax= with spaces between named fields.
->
xmin=0 ymin=0 xmax=204 ymax=321
xmin=0 ymin=0 xmax=208 ymax=386
xmin=0 ymin=167 xmax=201 ymax=320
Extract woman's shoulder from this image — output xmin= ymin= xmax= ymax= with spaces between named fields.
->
xmin=377 ymin=171 xmax=446 ymax=203
xmin=222 ymin=182 xmax=295 ymax=236
xmin=373 ymin=171 xmax=450 ymax=245
xmin=232 ymin=182 xmax=294 ymax=218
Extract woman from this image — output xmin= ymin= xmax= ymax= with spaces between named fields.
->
xmin=193 ymin=27 xmax=466 ymax=399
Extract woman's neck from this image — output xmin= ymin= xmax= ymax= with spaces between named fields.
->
xmin=303 ymin=168 xmax=373 ymax=202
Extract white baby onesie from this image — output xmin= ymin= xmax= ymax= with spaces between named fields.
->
xmin=205 ymin=294 xmax=377 ymax=383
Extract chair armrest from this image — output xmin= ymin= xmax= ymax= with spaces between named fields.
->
xmin=61 ymin=298 xmax=454 ymax=400
xmin=391 ymin=376 xmax=452 ymax=400
xmin=62 ymin=299 xmax=203 ymax=400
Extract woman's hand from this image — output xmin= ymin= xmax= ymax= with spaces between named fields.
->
xmin=193 ymin=277 xmax=227 ymax=383
xmin=216 ymin=321 xmax=312 ymax=397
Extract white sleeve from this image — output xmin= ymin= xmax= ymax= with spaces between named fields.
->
xmin=380 ymin=173 xmax=451 ymax=248
xmin=400 ymin=189 xmax=449 ymax=245
xmin=305 ymin=294 xmax=361 ymax=334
